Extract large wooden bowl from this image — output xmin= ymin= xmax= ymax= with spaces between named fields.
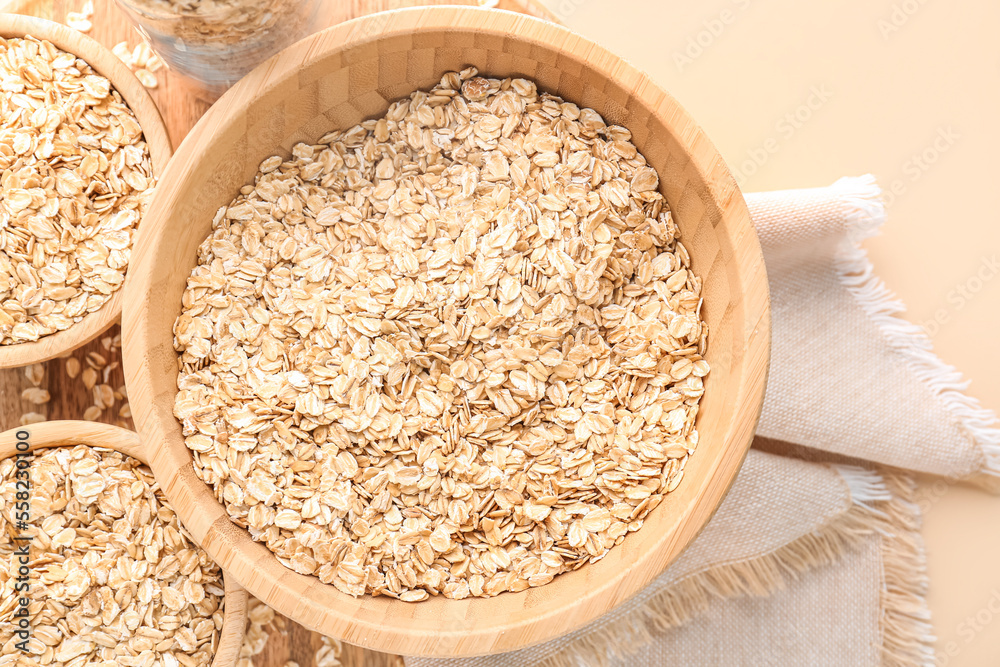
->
xmin=0 ymin=14 xmax=172 ymax=368
xmin=0 ymin=421 xmax=248 ymax=667
xmin=123 ymin=7 xmax=770 ymax=657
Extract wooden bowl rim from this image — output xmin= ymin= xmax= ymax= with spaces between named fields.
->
xmin=123 ymin=6 xmax=770 ymax=656
xmin=0 ymin=13 xmax=172 ymax=369
xmin=0 ymin=421 xmax=248 ymax=667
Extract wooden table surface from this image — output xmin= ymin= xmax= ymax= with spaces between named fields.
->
xmin=0 ymin=1 xmax=548 ymax=665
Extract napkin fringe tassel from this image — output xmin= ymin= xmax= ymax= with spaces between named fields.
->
xmin=879 ymin=474 xmax=935 ymax=667
xmin=834 ymin=463 xmax=892 ymax=509
xmin=833 ymin=175 xmax=1000 ymax=487
xmin=539 ymin=467 xmax=934 ymax=667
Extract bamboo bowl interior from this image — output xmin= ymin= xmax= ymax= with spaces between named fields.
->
xmin=0 ymin=421 xmax=248 ymax=667
xmin=0 ymin=14 xmax=172 ymax=368
xmin=123 ymin=7 xmax=770 ymax=658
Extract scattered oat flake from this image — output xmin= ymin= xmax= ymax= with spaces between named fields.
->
xmin=146 ymin=53 xmax=165 ymax=73
xmin=65 ymin=12 xmax=92 ymax=32
xmin=19 ymin=411 xmax=46 ymax=425
xmin=81 ymin=367 xmax=99 ymax=391
xmin=24 ymin=363 xmax=44 ymax=386
xmin=131 ymin=42 xmax=154 ymax=68
xmin=93 ymin=383 xmax=115 ymax=409
xmin=112 ymin=41 xmax=132 ymax=61
xmin=86 ymin=351 xmax=107 ymax=369
xmin=135 ymin=68 xmax=158 ymax=89
xmin=239 ymin=596 xmax=283 ymax=664
xmin=21 ymin=387 xmax=51 ymax=404
xmin=315 ymin=633 xmax=344 ymax=667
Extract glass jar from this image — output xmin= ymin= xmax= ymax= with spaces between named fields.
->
xmin=113 ymin=0 xmax=322 ymax=93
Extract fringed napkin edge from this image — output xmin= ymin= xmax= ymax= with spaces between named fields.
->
xmin=536 ymin=465 xmax=933 ymax=667
xmin=833 ymin=175 xmax=1000 ymax=490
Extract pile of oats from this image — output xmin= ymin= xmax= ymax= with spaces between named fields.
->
xmin=0 ymin=37 xmax=155 ymax=345
xmin=174 ymin=68 xmax=709 ymax=601
xmin=0 ymin=446 xmax=225 ymax=665
xmin=120 ymin=0 xmax=314 ymax=46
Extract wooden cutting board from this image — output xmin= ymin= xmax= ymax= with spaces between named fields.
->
xmin=0 ymin=1 xmax=555 ymax=666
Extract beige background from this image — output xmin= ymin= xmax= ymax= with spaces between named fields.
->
xmin=537 ymin=0 xmax=1000 ymax=664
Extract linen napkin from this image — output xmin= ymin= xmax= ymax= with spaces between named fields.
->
xmin=400 ymin=176 xmax=1000 ymax=667
xmin=748 ymin=177 xmax=999 ymax=487
xmin=405 ymin=452 xmax=926 ymax=667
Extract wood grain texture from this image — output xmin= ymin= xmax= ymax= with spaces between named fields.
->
xmin=0 ymin=421 xmax=250 ymax=667
xmin=122 ymin=6 xmax=770 ymax=659
xmin=0 ymin=1 xmax=554 ymax=665
xmin=1 ymin=0 xmax=554 ymax=143
xmin=0 ymin=12 xmax=171 ymax=368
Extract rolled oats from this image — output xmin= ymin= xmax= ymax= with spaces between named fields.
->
xmin=0 ymin=446 xmax=225 ymax=665
xmin=65 ymin=2 xmax=95 ymax=33
xmin=236 ymin=596 xmax=283 ymax=667
xmin=174 ymin=69 xmax=709 ymax=601
xmin=115 ymin=0 xmax=320 ymax=90
xmin=134 ymin=68 xmax=158 ymax=89
xmin=0 ymin=37 xmax=155 ymax=345
xmin=315 ymin=634 xmax=343 ymax=667
xmin=20 ymin=387 xmax=50 ymax=404
xmin=121 ymin=0 xmax=310 ymax=44
xmin=111 ymin=41 xmax=164 ymax=90
xmin=18 ymin=412 xmax=45 ymax=426
xmin=81 ymin=367 xmax=98 ymax=390
xmin=65 ymin=12 xmax=93 ymax=33
xmin=24 ymin=363 xmax=44 ymax=386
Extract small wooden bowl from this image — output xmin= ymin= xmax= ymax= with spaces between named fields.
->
xmin=0 ymin=14 xmax=172 ymax=368
xmin=0 ymin=420 xmax=248 ymax=667
xmin=123 ymin=7 xmax=770 ymax=657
